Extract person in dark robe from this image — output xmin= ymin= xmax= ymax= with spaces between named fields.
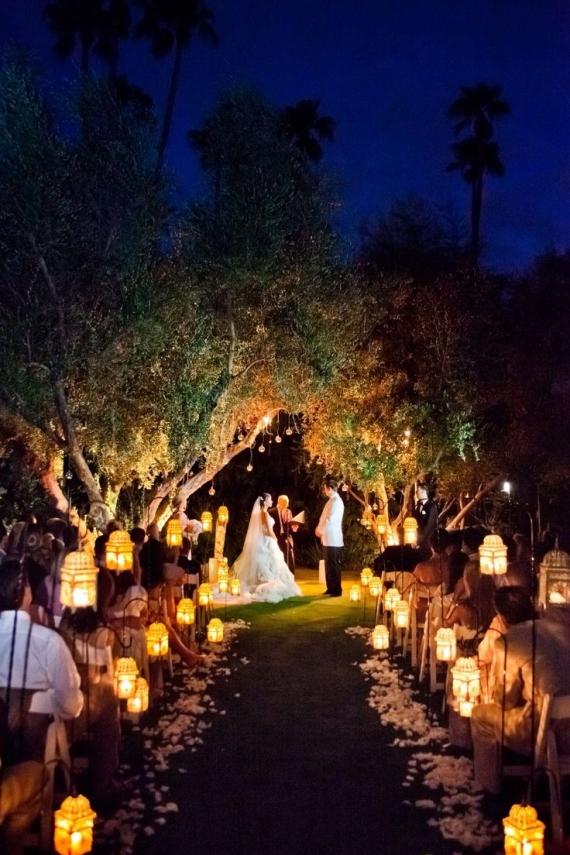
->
xmin=269 ymin=495 xmax=296 ymax=575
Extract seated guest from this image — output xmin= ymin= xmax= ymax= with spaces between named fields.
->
xmin=414 ymin=531 xmax=450 ymax=593
xmin=140 ymin=523 xmax=166 ymax=592
xmin=109 ymin=572 xmax=148 ymax=675
xmin=447 ymin=550 xmax=469 ymax=595
xmin=130 ymin=527 xmax=146 ymax=585
xmin=478 ymin=586 xmax=532 ymax=702
xmin=32 ymin=536 xmax=66 ymax=627
xmin=445 ymin=559 xmax=495 ymax=632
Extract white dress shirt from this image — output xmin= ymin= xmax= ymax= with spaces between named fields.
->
xmin=0 ymin=610 xmax=83 ymax=719
xmin=318 ymin=492 xmax=344 ymax=547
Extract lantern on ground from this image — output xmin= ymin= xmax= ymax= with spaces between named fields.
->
xmin=217 ymin=506 xmax=229 ymax=525
xmin=219 ymin=578 xmax=228 ymax=594
xmin=230 ymin=578 xmax=241 ymax=596
xmin=60 ymin=551 xmax=98 ymax=611
xmin=166 ymin=519 xmax=183 ymax=549
xmin=207 ymin=618 xmax=224 ymax=643
xmin=451 ymin=657 xmax=481 ymax=703
xmin=105 ymin=530 xmax=133 ymax=572
xmin=201 ymin=511 xmax=213 ymax=533
xmin=435 ymin=627 xmax=457 ymax=662
xmin=394 ymin=600 xmax=410 ymax=629
xmin=176 ymin=598 xmax=195 ymax=626
xmin=113 ymin=656 xmax=138 ymax=700
xmin=372 ymin=624 xmax=389 ymax=650
xmin=369 ymin=576 xmax=382 ymax=598
xmin=146 ymin=622 xmax=169 ymax=658
xmin=127 ymin=677 xmax=149 ymax=714
xmin=198 ymin=583 xmax=213 ymax=607
xmin=217 ymin=562 xmax=229 ymax=582
xmin=360 ymin=567 xmax=373 ymax=587
xmin=54 ymin=793 xmax=96 ymax=855
xmin=387 ymin=529 xmax=399 ymax=546
xmin=403 ymin=517 xmax=418 ymax=546
xmin=384 ymin=587 xmax=401 ymax=611
xmin=503 ymin=803 xmax=545 ymax=855
xmin=538 ymin=548 xmax=570 ymax=607
xmin=479 ymin=534 xmax=507 ymax=575
xmin=349 ymin=584 xmax=361 ymax=603
xmin=459 ymin=700 xmax=474 ymax=718
xmin=376 ymin=514 xmax=388 ymax=536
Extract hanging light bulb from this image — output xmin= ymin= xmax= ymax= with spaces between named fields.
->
xmin=285 ymin=427 xmax=293 ymax=436
xmin=246 ymin=463 xmax=253 ymax=472
xmin=372 ymin=503 xmax=379 ymax=511
xmin=275 ymin=435 xmax=282 ymax=444
xmin=237 ymin=432 xmax=245 ymax=441
xmin=258 ymin=444 xmax=266 ymax=453
xmin=372 ymin=624 xmax=389 ymax=650
xmin=208 ymin=486 xmax=216 ymax=496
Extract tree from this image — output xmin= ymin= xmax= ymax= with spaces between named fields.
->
xmin=94 ymin=0 xmax=131 ymax=78
xmin=447 ymin=83 xmax=509 ymax=267
xmin=44 ymin=0 xmax=105 ymax=74
xmin=279 ymin=98 xmax=336 ymax=163
xmin=134 ymin=0 xmax=218 ymax=177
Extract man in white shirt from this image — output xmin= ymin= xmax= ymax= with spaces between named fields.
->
xmin=315 ymin=478 xmax=344 ymax=597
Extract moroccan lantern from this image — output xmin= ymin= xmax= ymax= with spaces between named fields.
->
xmin=360 ymin=567 xmax=373 ymax=587
xmin=503 ymin=803 xmax=545 ymax=855
xmin=60 ymin=551 xmax=98 ymax=610
xmin=394 ymin=600 xmax=410 ymax=629
xmin=219 ymin=578 xmax=228 ymax=594
xmin=372 ymin=624 xmax=389 ymax=650
xmin=146 ymin=622 xmax=169 ymax=658
xmin=198 ymin=583 xmax=213 ymax=607
xmin=479 ymin=534 xmax=508 ymax=575
xmin=113 ymin=656 xmax=138 ymax=700
xmin=451 ymin=657 xmax=481 ymax=703
xmin=230 ymin=578 xmax=241 ymax=596
xmin=538 ymin=548 xmax=570 ymax=607
xmin=53 ymin=793 xmax=96 ymax=855
xmin=207 ymin=618 xmax=224 ymax=643
xmin=176 ymin=598 xmax=195 ymax=626
xmin=369 ymin=576 xmax=382 ymax=598
xmin=166 ymin=519 xmax=183 ymax=548
xmin=387 ymin=529 xmax=399 ymax=546
xmin=349 ymin=584 xmax=362 ymax=603
xmin=403 ymin=517 xmax=418 ymax=546
xmin=435 ymin=627 xmax=457 ymax=662
xmin=217 ymin=562 xmax=229 ymax=582
xmin=105 ymin=530 xmax=133 ymax=572
xmin=127 ymin=678 xmax=149 ymax=714
xmin=459 ymin=700 xmax=474 ymax=718
xmin=384 ymin=587 xmax=401 ymax=611
xmin=217 ymin=506 xmax=229 ymax=525
xmin=376 ymin=514 xmax=388 ymax=536
xmin=201 ymin=511 xmax=213 ymax=533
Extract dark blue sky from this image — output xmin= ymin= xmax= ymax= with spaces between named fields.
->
xmin=4 ymin=0 xmax=569 ymax=270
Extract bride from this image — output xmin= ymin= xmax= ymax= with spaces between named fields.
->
xmin=233 ymin=494 xmax=302 ymax=603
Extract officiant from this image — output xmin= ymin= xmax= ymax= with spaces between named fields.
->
xmin=269 ymin=495 xmax=297 ymax=575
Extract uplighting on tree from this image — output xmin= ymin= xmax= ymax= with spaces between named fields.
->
xmin=403 ymin=517 xmax=418 ymax=546
xmin=105 ymin=530 xmax=133 ymax=572
xmin=176 ymin=598 xmax=195 ymax=626
xmin=360 ymin=567 xmax=373 ymax=587
xmin=53 ymin=793 xmax=96 ymax=855
xmin=503 ymin=803 xmax=545 ymax=855
xmin=201 ymin=511 xmax=213 ymax=533
xmin=60 ymin=551 xmax=98 ymax=611
xmin=372 ymin=624 xmax=389 ymax=650
xmin=127 ymin=677 xmax=149 ymax=714
xmin=349 ymin=584 xmax=362 ymax=603
xmin=113 ymin=656 xmax=138 ymax=700
xmin=435 ymin=627 xmax=457 ymax=662
xmin=146 ymin=622 xmax=169 ymax=658
xmin=166 ymin=519 xmax=183 ymax=549
xmin=479 ymin=534 xmax=507 ymax=575
xmin=384 ymin=587 xmax=401 ymax=611
xmin=207 ymin=618 xmax=224 ymax=643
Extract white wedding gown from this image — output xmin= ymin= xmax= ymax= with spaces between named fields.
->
xmin=233 ymin=503 xmax=301 ymax=603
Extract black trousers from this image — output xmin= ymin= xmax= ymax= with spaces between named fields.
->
xmin=323 ymin=546 xmax=343 ymax=595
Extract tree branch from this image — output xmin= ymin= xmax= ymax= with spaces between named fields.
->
xmin=445 ymin=475 xmax=503 ymax=530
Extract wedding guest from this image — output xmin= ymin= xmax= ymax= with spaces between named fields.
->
xmin=413 ymin=484 xmax=438 ymax=549
xmin=413 ymin=531 xmax=450 ymax=593
xmin=316 ymin=478 xmax=344 ymax=597
xmin=140 ymin=523 xmax=166 ymax=592
xmin=478 ymin=586 xmax=532 ymax=702
xmin=130 ymin=527 xmax=146 ymax=585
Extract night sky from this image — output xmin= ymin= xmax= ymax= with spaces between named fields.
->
xmin=3 ymin=0 xmax=569 ymax=271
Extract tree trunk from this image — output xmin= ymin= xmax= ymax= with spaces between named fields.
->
xmin=471 ymin=174 xmax=483 ymax=268
xmin=155 ymin=40 xmax=183 ymax=179
xmin=40 ymin=465 xmax=69 ymax=515
xmin=140 ymin=459 xmax=197 ymax=529
xmin=445 ymin=474 xmax=502 ymax=530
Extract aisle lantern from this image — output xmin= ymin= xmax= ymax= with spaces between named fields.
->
xmin=207 ymin=618 xmax=224 ymax=643
xmin=372 ymin=624 xmax=389 ymax=650
xmin=538 ymin=548 xmax=570 ymax=606
xmin=176 ymin=598 xmax=195 ymax=626
xmin=198 ymin=583 xmax=213 ymax=607
xmin=146 ymin=622 xmax=169 ymax=657
xmin=369 ymin=576 xmax=382 ymax=598
xmin=60 ymin=551 xmax=98 ymax=610
xmin=113 ymin=657 xmax=138 ymax=700
xmin=217 ymin=506 xmax=229 ymax=525
xmin=230 ymin=578 xmax=241 ymax=597
xmin=503 ymin=803 xmax=545 ymax=855
xmin=105 ymin=530 xmax=133 ymax=572
xmin=387 ymin=529 xmax=399 ymax=546
xmin=376 ymin=514 xmax=388 ymax=536
xmin=451 ymin=657 xmax=481 ymax=703
xmin=403 ymin=517 xmax=418 ymax=546
xmin=349 ymin=584 xmax=362 ymax=603
xmin=459 ymin=700 xmax=474 ymax=718
xmin=217 ymin=561 xmax=229 ymax=581
xmin=435 ymin=627 xmax=457 ymax=662
xmin=166 ymin=519 xmax=183 ymax=549
xmin=360 ymin=567 xmax=373 ymax=587
xmin=479 ymin=534 xmax=508 ymax=575
xmin=384 ymin=587 xmax=401 ymax=611
xmin=218 ymin=577 xmax=229 ymax=594
xmin=127 ymin=677 xmax=149 ymax=714
xmin=53 ymin=793 xmax=96 ymax=855
xmin=201 ymin=511 xmax=213 ymax=533
xmin=394 ymin=600 xmax=410 ymax=629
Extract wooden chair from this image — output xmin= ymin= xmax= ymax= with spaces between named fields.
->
xmin=545 ymin=694 xmax=570 ymax=842
xmin=40 ymin=717 xmax=71 ymax=849
xmin=502 ymin=693 xmax=552 ymax=784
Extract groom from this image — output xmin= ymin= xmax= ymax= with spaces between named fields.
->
xmin=269 ymin=495 xmax=296 ymax=575
xmin=315 ymin=478 xmax=344 ymax=597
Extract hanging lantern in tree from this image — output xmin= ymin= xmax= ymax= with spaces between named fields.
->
xmin=451 ymin=657 xmax=481 ymax=703
xmin=60 ymin=551 xmax=98 ymax=611
xmin=176 ymin=598 xmax=195 ymax=626
xmin=372 ymin=624 xmax=389 ymax=650
xmin=207 ymin=618 xmax=224 ymax=643
xmin=217 ymin=506 xmax=229 ymax=525
xmin=538 ymin=548 xmax=570 ymax=606
xmin=146 ymin=622 xmax=169 ymax=658
xmin=105 ymin=530 xmax=133 ymax=572
xmin=369 ymin=576 xmax=382 ymax=598
xmin=403 ymin=517 xmax=418 ymax=546
xmin=503 ymin=803 xmax=545 ymax=855
xmin=230 ymin=578 xmax=241 ymax=596
xmin=166 ymin=519 xmax=184 ymax=549
xmin=394 ymin=600 xmax=410 ymax=629
xmin=435 ymin=627 xmax=457 ymax=662
xmin=113 ymin=656 xmax=138 ymax=700
xmin=360 ymin=567 xmax=373 ymax=587
xmin=479 ymin=534 xmax=508 ymax=575
xmin=349 ymin=584 xmax=361 ymax=603
xmin=198 ymin=583 xmax=213 ymax=607
xmin=201 ymin=511 xmax=213 ymax=533
xmin=53 ymin=793 xmax=97 ymax=855
xmin=127 ymin=677 xmax=149 ymax=714
xmin=384 ymin=587 xmax=401 ymax=611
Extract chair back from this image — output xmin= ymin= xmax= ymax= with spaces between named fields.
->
xmin=550 ymin=695 xmax=570 ymax=721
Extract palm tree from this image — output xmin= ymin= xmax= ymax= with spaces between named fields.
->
xmin=44 ymin=0 xmax=105 ymax=74
xmin=447 ymin=83 xmax=509 ymax=267
xmin=279 ymin=99 xmax=335 ymax=162
xmin=134 ymin=0 xmax=218 ymax=177
xmin=94 ymin=0 xmax=131 ymax=78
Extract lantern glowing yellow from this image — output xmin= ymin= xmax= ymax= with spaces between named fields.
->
xmin=372 ymin=624 xmax=389 ymax=650
xmin=230 ymin=578 xmax=241 ymax=596
xmin=146 ymin=622 xmax=169 ymax=657
xmin=435 ymin=627 xmax=457 ymax=662
xmin=459 ymin=699 xmax=474 ymax=718
xmin=217 ymin=562 xmax=229 ymax=582
xmin=217 ymin=506 xmax=229 ymax=525
xmin=105 ymin=530 xmax=133 ymax=572
xmin=60 ymin=551 xmax=98 ymax=610
xmin=201 ymin=511 xmax=213 ymax=533
xmin=376 ymin=514 xmax=388 ymax=536
xmin=198 ymin=583 xmax=213 ymax=607
xmin=403 ymin=516 xmax=418 ymax=546
xmin=53 ymin=793 xmax=96 ymax=855
xmin=166 ymin=518 xmax=184 ymax=548
xmin=479 ymin=533 xmax=508 ymax=575
xmin=369 ymin=576 xmax=382 ymax=598
xmin=538 ymin=548 xmax=570 ymax=607
xmin=113 ymin=656 xmax=138 ymax=700
xmin=219 ymin=578 xmax=228 ymax=593
xmin=394 ymin=600 xmax=410 ymax=629
xmin=451 ymin=657 xmax=481 ymax=702
xmin=387 ymin=529 xmax=399 ymax=546
xmin=349 ymin=584 xmax=362 ymax=603
xmin=503 ymin=803 xmax=545 ymax=855
xmin=360 ymin=567 xmax=373 ymax=587
xmin=127 ymin=677 xmax=149 ymax=714
xmin=384 ymin=587 xmax=401 ymax=611
xmin=176 ymin=598 xmax=195 ymax=626
xmin=207 ymin=618 xmax=224 ymax=643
